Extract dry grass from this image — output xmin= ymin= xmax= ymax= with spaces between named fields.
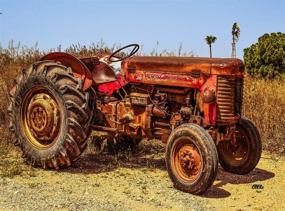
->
xmin=0 ymin=42 xmax=284 ymax=161
xmin=243 ymin=76 xmax=285 ymax=154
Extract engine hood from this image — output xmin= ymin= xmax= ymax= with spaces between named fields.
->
xmin=124 ymin=56 xmax=244 ymax=76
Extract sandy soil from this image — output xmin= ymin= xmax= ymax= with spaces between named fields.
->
xmin=0 ymin=140 xmax=284 ymax=210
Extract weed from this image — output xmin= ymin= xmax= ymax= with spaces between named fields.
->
xmin=0 ymin=159 xmax=23 ymax=178
xmin=243 ymin=76 xmax=285 ymax=154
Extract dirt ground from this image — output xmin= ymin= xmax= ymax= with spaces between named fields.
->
xmin=0 ymin=139 xmax=284 ymax=210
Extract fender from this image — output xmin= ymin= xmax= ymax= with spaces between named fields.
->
xmin=40 ymin=52 xmax=93 ymax=91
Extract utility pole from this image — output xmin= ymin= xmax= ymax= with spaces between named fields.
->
xmin=0 ymin=12 xmax=2 ymax=45
xmin=231 ymin=22 xmax=240 ymax=58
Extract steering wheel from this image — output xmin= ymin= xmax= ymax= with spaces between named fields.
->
xmin=108 ymin=44 xmax=139 ymax=62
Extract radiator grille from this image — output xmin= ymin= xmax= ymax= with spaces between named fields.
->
xmin=216 ymin=76 xmax=243 ymax=125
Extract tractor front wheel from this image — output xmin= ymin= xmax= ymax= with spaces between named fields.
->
xmin=217 ymin=117 xmax=262 ymax=174
xmin=165 ymin=123 xmax=218 ymax=195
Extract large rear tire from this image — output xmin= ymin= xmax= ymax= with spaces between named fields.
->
xmin=217 ymin=117 xmax=262 ymax=174
xmin=165 ymin=123 xmax=218 ymax=195
xmin=8 ymin=61 xmax=94 ymax=169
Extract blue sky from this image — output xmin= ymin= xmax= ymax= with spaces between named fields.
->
xmin=0 ymin=0 xmax=284 ymax=58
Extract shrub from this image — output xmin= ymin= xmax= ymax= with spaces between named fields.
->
xmin=243 ymin=32 xmax=285 ymax=78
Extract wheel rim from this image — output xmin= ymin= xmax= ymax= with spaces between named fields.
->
xmin=20 ymin=86 xmax=61 ymax=149
xmin=219 ymin=126 xmax=250 ymax=166
xmin=172 ymin=137 xmax=202 ymax=183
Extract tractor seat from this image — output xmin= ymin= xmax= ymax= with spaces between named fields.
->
xmin=91 ymin=62 xmax=117 ymax=84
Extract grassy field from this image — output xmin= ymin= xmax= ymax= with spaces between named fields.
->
xmin=243 ymin=77 xmax=285 ymax=154
xmin=0 ymin=42 xmax=284 ymax=158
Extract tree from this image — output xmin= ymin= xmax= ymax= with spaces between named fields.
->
xmin=243 ymin=32 xmax=285 ymax=78
xmin=231 ymin=22 xmax=240 ymax=58
xmin=205 ymin=36 xmax=217 ymax=58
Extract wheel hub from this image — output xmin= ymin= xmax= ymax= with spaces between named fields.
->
xmin=180 ymin=149 xmax=195 ymax=170
xmin=218 ymin=126 xmax=250 ymax=166
xmin=175 ymin=144 xmax=202 ymax=180
xmin=229 ymin=138 xmax=247 ymax=160
xmin=27 ymin=93 xmax=60 ymax=142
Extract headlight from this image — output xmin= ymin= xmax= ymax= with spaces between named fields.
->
xmin=203 ymin=89 xmax=216 ymax=104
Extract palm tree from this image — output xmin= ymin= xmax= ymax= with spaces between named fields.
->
xmin=205 ymin=36 xmax=217 ymax=58
xmin=231 ymin=22 xmax=240 ymax=58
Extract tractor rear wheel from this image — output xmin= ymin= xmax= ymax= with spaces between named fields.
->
xmin=8 ymin=61 xmax=94 ymax=169
xmin=217 ymin=117 xmax=262 ymax=174
xmin=165 ymin=123 xmax=218 ymax=195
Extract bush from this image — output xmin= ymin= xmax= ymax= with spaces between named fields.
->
xmin=243 ymin=32 xmax=285 ymax=78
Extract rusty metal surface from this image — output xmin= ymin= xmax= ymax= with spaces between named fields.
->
xmin=199 ymin=74 xmax=217 ymax=126
xmin=98 ymin=101 xmax=118 ymax=128
xmin=216 ymin=76 xmax=242 ymax=125
xmin=125 ymin=56 xmax=244 ymax=75
xmin=122 ymin=56 xmax=244 ymax=88
xmin=20 ymin=86 xmax=61 ymax=149
xmin=74 ymin=54 xmax=244 ymax=144
xmin=40 ymin=52 xmax=93 ymax=91
xmin=173 ymin=137 xmax=202 ymax=182
xmin=130 ymin=92 xmax=150 ymax=106
xmin=27 ymin=93 xmax=60 ymax=142
xmin=123 ymin=56 xmax=243 ymax=89
xmin=218 ymin=124 xmax=250 ymax=164
xmin=126 ymin=69 xmax=206 ymax=88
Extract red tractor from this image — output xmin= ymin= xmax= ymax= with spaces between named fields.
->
xmin=8 ymin=44 xmax=261 ymax=194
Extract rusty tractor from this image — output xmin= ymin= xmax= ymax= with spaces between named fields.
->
xmin=8 ymin=44 xmax=261 ymax=194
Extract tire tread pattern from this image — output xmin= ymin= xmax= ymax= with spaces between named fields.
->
xmin=8 ymin=61 xmax=93 ymax=169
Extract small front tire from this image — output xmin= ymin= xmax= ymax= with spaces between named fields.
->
xmin=165 ymin=123 xmax=218 ymax=195
xmin=217 ymin=117 xmax=262 ymax=175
